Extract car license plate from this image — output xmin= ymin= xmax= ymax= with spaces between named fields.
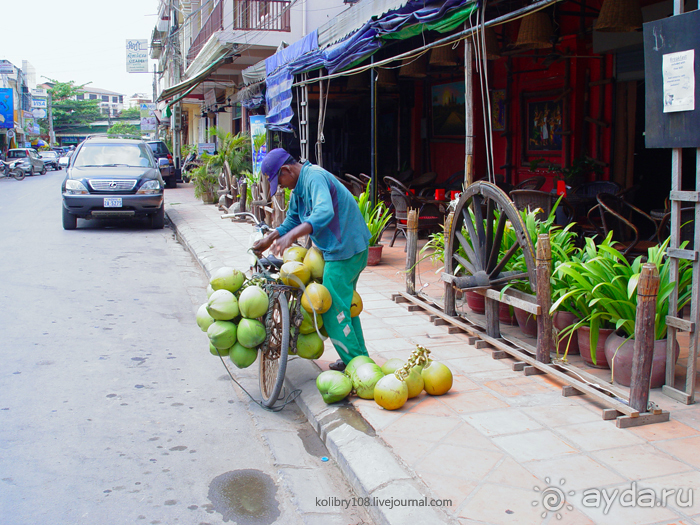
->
xmin=104 ymin=198 xmax=122 ymax=208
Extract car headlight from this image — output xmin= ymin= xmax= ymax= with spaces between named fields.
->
xmin=136 ymin=180 xmax=162 ymax=194
xmin=64 ymin=179 xmax=89 ymax=195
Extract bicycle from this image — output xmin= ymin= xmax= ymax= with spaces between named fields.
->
xmin=221 ymin=211 xmax=306 ymax=408
xmin=1 ymin=160 xmax=26 ymax=181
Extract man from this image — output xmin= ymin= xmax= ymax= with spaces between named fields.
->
xmin=252 ymin=148 xmax=371 ymax=371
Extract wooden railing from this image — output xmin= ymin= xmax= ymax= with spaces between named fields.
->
xmin=187 ymin=0 xmax=224 ymax=65
xmin=231 ymin=0 xmax=291 ymax=32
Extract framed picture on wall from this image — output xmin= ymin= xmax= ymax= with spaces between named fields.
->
xmin=521 ymin=90 xmax=564 ymax=161
xmin=491 ymin=89 xmax=506 ymax=132
xmin=431 ymin=82 xmax=466 ymax=138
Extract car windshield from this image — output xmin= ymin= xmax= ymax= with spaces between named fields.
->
xmin=8 ymin=151 xmax=27 ymax=158
xmin=73 ymin=143 xmax=154 ymax=168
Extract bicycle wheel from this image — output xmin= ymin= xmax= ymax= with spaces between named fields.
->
xmin=12 ymin=169 xmax=25 ymax=181
xmin=259 ymin=291 xmax=289 ymax=407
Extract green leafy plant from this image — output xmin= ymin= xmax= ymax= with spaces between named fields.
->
xmin=355 ymin=183 xmax=393 ymax=246
xmin=551 ymin=234 xmax=692 ymax=364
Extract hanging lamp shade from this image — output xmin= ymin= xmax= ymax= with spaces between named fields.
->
xmin=515 ymin=11 xmax=553 ymax=49
xmin=429 ymin=45 xmax=459 ymax=67
xmin=595 ymin=0 xmax=642 ymax=33
xmin=376 ymin=68 xmax=397 ymax=87
xmin=485 ymin=27 xmax=501 ymax=60
xmin=399 ymin=54 xmax=428 ymax=78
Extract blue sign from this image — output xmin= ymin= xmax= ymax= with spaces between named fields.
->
xmin=0 ymin=88 xmax=13 ymax=129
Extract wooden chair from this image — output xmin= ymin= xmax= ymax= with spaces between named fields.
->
xmin=656 ymin=207 xmax=695 ymax=249
xmin=510 ymin=189 xmax=553 ymax=221
xmin=384 ymin=177 xmax=442 ymax=250
xmin=513 ymin=176 xmax=546 ymax=191
xmin=343 ymin=173 xmax=366 ymax=197
xmin=589 ymin=193 xmax=659 ymax=258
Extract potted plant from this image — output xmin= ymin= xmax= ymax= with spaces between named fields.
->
xmin=356 ymin=183 xmax=393 ymax=265
xmin=190 ymin=161 xmax=219 ymax=203
xmin=552 ymin=234 xmax=692 ymax=379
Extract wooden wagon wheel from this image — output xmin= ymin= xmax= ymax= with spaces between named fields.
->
xmin=445 ymin=181 xmax=536 ymax=308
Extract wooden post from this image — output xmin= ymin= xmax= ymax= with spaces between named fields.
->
xmin=406 ymin=209 xmax=418 ymax=295
xmin=536 ymin=234 xmax=553 ymax=363
xmin=443 ymin=212 xmax=456 ymax=315
xmin=464 ymin=36 xmax=474 ymax=187
xmin=239 ymin=179 xmax=247 ymax=213
xmin=629 ymin=263 xmax=660 ymax=413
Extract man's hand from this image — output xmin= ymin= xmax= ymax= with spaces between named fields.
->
xmin=270 ymin=222 xmax=313 ymax=256
xmin=251 ymin=230 xmax=279 ymax=257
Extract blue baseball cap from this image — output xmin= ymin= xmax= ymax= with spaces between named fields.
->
xmin=261 ymin=148 xmax=293 ymax=196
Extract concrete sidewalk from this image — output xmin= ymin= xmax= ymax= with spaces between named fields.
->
xmin=165 ymin=184 xmax=700 ymax=525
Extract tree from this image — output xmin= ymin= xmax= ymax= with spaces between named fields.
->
xmin=119 ymin=106 xmax=140 ymax=119
xmin=107 ymin=121 xmax=140 ymax=137
xmin=44 ymin=79 xmax=101 ymax=131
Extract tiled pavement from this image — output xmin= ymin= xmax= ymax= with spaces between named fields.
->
xmin=166 ymin=183 xmax=700 ymax=525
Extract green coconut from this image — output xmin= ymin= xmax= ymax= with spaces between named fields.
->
xmin=207 ymin=320 xmax=238 ymax=350
xmin=405 ymin=368 xmax=425 ymax=398
xmin=296 ymin=332 xmax=325 ymax=359
xmin=316 ymin=370 xmax=352 ymax=404
xmin=238 ymin=285 xmax=269 ymax=319
xmin=196 ymin=303 xmax=216 ymax=332
xmin=207 ymin=289 xmax=239 ymax=320
xmin=209 ymin=342 xmax=229 ymax=357
xmin=279 ymin=261 xmax=311 ymax=289
xmin=345 ymin=355 xmax=376 ymax=381
xmin=353 ymin=363 xmax=385 ymax=400
xmin=210 ymin=267 xmax=246 ymax=294
xmin=237 ymin=318 xmax=267 ymax=349
xmin=299 ymin=308 xmax=324 ymax=334
xmin=229 ymin=342 xmax=258 ymax=369
xmin=283 ymin=246 xmax=308 ymax=263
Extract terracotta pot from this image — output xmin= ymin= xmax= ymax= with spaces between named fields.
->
xmin=553 ymin=311 xmax=580 ymax=356
xmin=465 ymin=291 xmax=485 ymax=314
xmin=578 ymin=325 xmax=614 ymax=369
xmin=201 ymin=191 xmax=215 ymax=204
xmin=604 ymin=330 xmax=680 ymax=388
xmin=367 ymin=244 xmax=383 ymax=266
xmin=514 ymin=306 xmax=537 ymax=337
xmin=499 ymin=303 xmax=517 ymax=325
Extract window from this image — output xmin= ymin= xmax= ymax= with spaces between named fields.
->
xmin=112 ymin=96 xmax=119 ymax=103
xmin=118 ymin=96 xmax=123 ymax=103
xmin=102 ymin=95 xmax=109 ymax=102
xmin=89 ymin=94 xmax=97 ymax=100
xmin=76 ymin=94 xmax=84 ymax=100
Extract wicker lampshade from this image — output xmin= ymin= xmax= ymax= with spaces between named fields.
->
xmin=429 ymin=45 xmax=459 ymax=67
xmin=346 ymin=71 xmax=369 ymax=91
xmin=399 ymin=54 xmax=428 ymax=78
xmin=595 ymin=0 xmax=642 ymax=32
xmin=485 ymin=27 xmax=501 ymax=60
xmin=376 ymin=68 xmax=397 ymax=87
xmin=515 ymin=11 xmax=553 ymax=49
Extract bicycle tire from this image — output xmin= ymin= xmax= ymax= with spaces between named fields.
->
xmin=259 ymin=292 xmax=289 ymax=407
xmin=12 ymin=169 xmax=25 ymax=181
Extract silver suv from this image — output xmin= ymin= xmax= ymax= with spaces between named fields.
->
xmin=6 ymin=148 xmax=46 ymax=175
xmin=61 ymin=136 xmax=169 ymax=230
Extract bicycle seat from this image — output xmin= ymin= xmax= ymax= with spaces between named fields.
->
xmin=259 ymin=254 xmax=283 ymax=269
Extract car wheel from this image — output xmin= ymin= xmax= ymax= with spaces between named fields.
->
xmin=62 ymin=207 xmax=77 ymax=230
xmin=151 ymin=206 xmax=165 ymax=229
xmin=41 ymin=165 xmax=47 ymax=175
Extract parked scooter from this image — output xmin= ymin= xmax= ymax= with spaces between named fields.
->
xmin=1 ymin=160 xmax=26 ymax=180
xmin=182 ymin=152 xmax=200 ymax=183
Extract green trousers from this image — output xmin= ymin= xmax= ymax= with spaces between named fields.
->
xmin=321 ymin=248 xmax=369 ymax=364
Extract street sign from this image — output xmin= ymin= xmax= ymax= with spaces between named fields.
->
xmin=32 ymin=98 xmax=47 ymax=109
xmin=126 ymin=39 xmax=149 ymax=73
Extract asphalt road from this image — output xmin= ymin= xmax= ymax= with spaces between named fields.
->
xmin=0 ymin=170 xmax=369 ymax=525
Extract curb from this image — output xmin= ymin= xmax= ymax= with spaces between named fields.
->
xmin=166 ymin=208 xmax=457 ymax=525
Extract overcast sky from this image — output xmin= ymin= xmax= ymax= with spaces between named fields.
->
xmin=2 ymin=0 xmax=159 ymax=97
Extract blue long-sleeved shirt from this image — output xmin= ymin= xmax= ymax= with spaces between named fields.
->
xmin=276 ymin=162 xmax=370 ymax=261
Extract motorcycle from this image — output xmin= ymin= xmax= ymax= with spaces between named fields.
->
xmin=1 ymin=159 xmax=26 ymax=180
xmin=181 ymin=152 xmax=200 ymax=183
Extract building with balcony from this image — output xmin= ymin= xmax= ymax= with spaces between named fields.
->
xmin=75 ymin=87 xmax=125 ymax=118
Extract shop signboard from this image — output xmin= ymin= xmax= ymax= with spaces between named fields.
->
xmin=0 ymin=88 xmax=13 ymax=129
xmin=32 ymin=98 xmax=47 ymax=109
xmin=140 ymin=103 xmax=157 ymax=131
xmin=126 ymin=39 xmax=149 ymax=73
xmin=198 ymin=143 xmax=216 ymax=155
xmin=0 ymin=60 xmax=14 ymax=75
xmin=249 ymin=115 xmax=267 ymax=177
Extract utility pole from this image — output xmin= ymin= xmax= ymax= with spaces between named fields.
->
xmin=47 ymin=91 xmax=55 ymax=146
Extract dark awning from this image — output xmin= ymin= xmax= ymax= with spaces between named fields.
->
xmin=158 ymin=54 xmax=233 ymax=104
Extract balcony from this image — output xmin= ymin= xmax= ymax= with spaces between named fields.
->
xmin=187 ymin=1 xmax=224 ymax=65
xmin=187 ymin=0 xmax=291 ymax=66
xmin=232 ymin=0 xmax=291 ymax=32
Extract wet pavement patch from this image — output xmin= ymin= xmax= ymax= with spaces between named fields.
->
xmin=208 ymin=470 xmax=280 ymax=524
